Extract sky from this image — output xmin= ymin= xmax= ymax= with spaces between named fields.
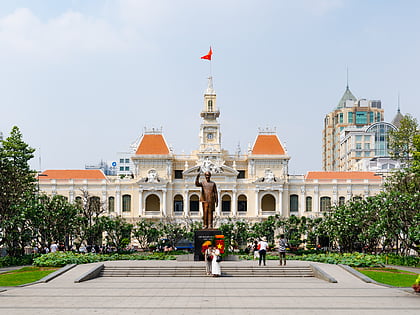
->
xmin=1 ymin=0 xmax=420 ymax=175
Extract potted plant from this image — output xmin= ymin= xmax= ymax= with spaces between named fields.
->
xmin=413 ymin=275 xmax=420 ymax=293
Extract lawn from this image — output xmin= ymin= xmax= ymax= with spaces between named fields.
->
xmin=0 ymin=266 xmax=59 ymax=286
xmin=356 ymin=267 xmax=418 ymax=287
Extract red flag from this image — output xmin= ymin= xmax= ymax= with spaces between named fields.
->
xmin=201 ymin=47 xmax=212 ymax=60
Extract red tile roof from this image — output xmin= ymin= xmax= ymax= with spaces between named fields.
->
xmin=135 ymin=134 xmax=170 ymax=155
xmin=251 ymin=134 xmax=286 ymax=155
xmin=305 ymin=172 xmax=381 ymax=180
xmin=39 ymin=170 xmax=106 ymax=180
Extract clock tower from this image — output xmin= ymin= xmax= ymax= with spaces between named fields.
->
xmin=198 ymin=77 xmax=222 ymax=160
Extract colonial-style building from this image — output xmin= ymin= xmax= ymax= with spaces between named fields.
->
xmin=39 ymin=77 xmax=383 ymax=224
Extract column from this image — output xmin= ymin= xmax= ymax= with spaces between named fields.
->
xmin=299 ymin=186 xmax=305 ymax=217
xmin=183 ymin=190 xmax=189 ymax=217
xmin=162 ymin=189 xmax=167 ymax=217
xmin=69 ymin=179 xmax=74 ymax=203
xmin=277 ymin=186 xmax=283 ymax=216
xmin=138 ymin=189 xmax=143 ymax=217
xmin=313 ymin=185 xmax=319 ymax=213
xmin=216 ymin=190 xmax=221 ymax=216
xmin=346 ymin=184 xmax=352 ymax=201
xmin=332 ymin=180 xmax=338 ymax=205
xmin=116 ymin=191 xmax=121 ymax=215
xmin=255 ymin=189 xmax=259 ymax=217
xmin=232 ymin=189 xmax=237 ymax=217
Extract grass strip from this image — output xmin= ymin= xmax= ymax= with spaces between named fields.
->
xmin=0 ymin=266 xmax=59 ymax=286
xmin=356 ymin=268 xmax=418 ymax=287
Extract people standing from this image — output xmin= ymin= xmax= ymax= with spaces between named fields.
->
xmin=278 ymin=234 xmax=288 ymax=266
xmin=258 ymin=237 xmax=268 ymax=266
xmin=211 ymin=247 xmax=221 ymax=277
xmin=50 ymin=241 xmax=58 ymax=253
xmin=204 ymin=244 xmax=213 ymax=275
xmin=253 ymin=240 xmax=259 ymax=260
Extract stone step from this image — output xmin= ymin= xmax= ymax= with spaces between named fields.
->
xmin=99 ymin=265 xmax=314 ymax=278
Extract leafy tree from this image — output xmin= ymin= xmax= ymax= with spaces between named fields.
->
xmin=219 ymin=219 xmax=251 ymax=252
xmin=100 ymin=216 xmax=133 ymax=251
xmin=388 ymin=114 xmax=419 ymax=166
xmin=413 ymin=134 xmax=420 ymax=169
xmin=376 ymin=191 xmax=420 ymax=255
xmin=132 ymin=219 xmax=162 ymax=249
xmin=25 ymin=194 xmax=81 ymax=250
xmin=160 ymin=218 xmax=187 ymax=248
xmin=76 ymin=190 xmax=106 ymax=246
xmin=318 ymin=197 xmax=383 ymax=253
xmin=0 ymin=126 xmax=36 ymax=256
xmin=182 ymin=218 xmax=203 ymax=242
xmin=249 ymin=215 xmax=278 ymax=245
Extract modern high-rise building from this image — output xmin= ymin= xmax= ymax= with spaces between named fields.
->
xmin=322 ymin=85 xmax=384 ymax=171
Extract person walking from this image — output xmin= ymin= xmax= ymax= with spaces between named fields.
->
xmin=50 ymin=241 xmax=58 ymax=253
xmin=204 ymin=244 xmax=213 ymax=275
xmin=211 ymin=247 xmax=221 ymax=277
xmin=258 ymin=237 xmax=268 ymax=266
xmin=278 ymin=234 xmax=288 ymax=266
xmin=252 ymin=240 xmax=259 ymax=260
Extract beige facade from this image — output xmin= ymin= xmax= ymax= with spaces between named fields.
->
xmin=39 ymin=78 xmax=384 ymax=225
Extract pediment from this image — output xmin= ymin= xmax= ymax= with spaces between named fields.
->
xmin=183 ymin=165 xmax=239 ymax=177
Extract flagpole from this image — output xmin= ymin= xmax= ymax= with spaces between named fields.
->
xmin=209 ymin=46 xmax=212 ymax=77
xmin=210 ymin=59 xmax=212 ymax=77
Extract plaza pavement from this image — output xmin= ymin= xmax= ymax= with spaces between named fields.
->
xmin=0 ymin=259 xmax=419 ymax=314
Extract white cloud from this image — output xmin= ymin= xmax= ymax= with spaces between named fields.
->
xmin=0 ymin=7 xmax=133 ymax=60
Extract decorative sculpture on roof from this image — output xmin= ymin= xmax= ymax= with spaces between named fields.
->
xmin=198 ymin=157 xmax=223 ymax=174
xmin=146 ymin=169 xmax=160 ymax=183
xmin=264 ymin=169 xmax=276 ymax=183
xmin=255 ymin=168 xmax=278 ymax=183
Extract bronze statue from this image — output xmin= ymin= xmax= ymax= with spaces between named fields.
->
xmin=195 ymin=170 xmax=218 ymax=229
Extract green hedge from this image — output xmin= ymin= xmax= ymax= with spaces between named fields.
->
xmin=33 ymin=252 xmax=177 ymax=267
xmin=382 ymin=254 xmax=419 ymax=267
xmin=293 ymin=253 xmax=384 ymax=267
xmin=0 ymin=255 xmax=35 ymax=268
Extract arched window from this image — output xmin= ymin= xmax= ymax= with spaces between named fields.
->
xmin=174 ymin=195 xmax=183 ymax=212
xmin=208 ymin=100 xmax=213 ymax=111
xmin=305 ymin=196 xmax=312 ymax=212
xmin=261 ymin=194 xmax=275 ymax=212
xmin=122 ymin=194 xmax=131 ymax=212
xmin=290 ymin=194 xmax=298 ymax=212
xmin=190 ymin=195 xmax=199 ymax=212
xmin=145 ymin=194 xmax=159 ymax=212
xmin=339 ymin=196 xmax=345 ymax=206
xmin=108 ymin=196 xmax=115 ymax=213
xmin=89 ymin=196 xmax=101 ymax=213
xmin=237 ymin=195 xmax=247 ymax=212
xmin=222 ymin=195 xmax=231 ymax=213
xmin=320 ymin=196 xmax=331 ymax=212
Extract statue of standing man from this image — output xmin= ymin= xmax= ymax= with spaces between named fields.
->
xmin=195 ymin=170 xmax=218 ymax=229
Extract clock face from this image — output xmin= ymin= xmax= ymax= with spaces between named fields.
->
xmin=207 ymin=133 xmax=213 ymax=140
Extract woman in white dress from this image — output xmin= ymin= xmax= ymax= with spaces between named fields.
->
xmin=211 ymin=247 xmax=221 ymax=277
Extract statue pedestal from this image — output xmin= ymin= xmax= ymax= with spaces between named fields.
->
xmin=194 ymin=229 xmax=222 ymax=261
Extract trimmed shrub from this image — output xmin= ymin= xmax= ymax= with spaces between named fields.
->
xmin=293 ymin=253 xmax=384 ymax=267
xmin=33 ymin=252 xmax=177 ymax=267
xmin=0 ymin=255 xmax=35 ymax=268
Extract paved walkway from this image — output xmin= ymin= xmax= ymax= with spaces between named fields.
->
xmin=0 ymin=260 xmax=419 ymax=314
